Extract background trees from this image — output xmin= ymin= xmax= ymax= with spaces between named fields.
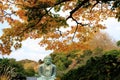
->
xmin=0 ymin=0 xmax=120 ymax=54
xmin=87 ymin=32 xmax=118 ymax=50
xmin=61 ymin=50 xmax=120 ymax=80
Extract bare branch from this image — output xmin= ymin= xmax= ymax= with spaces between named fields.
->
xmin=56 ymin=28 xmax=62 ymax=36
xmin=55 ymin=0 xmax=71 ymax=6
xmin=67 ymin=0 xmax=89 ymax=20
xmin=72 ymin=24 xmax=78 ymax=42
xmin=90 ymin=1 xmax=100 ymax=12
xmin=71 ymin=17 xmax=88 ymax=26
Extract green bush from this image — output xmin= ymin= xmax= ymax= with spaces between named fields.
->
xmin=83 ymin=49 xmax=92 ymax=56
xmin=25 ymin=68 xmax=36 ymax=77
xmin=117 ymin=40 xmax=120 ymax=47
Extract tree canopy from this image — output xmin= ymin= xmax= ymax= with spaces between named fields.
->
xmin=0 ymin=0 xmax=120 ymax=54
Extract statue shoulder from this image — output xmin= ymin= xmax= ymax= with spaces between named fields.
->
xmin=51 ymin=64 xmax=56 ymax=68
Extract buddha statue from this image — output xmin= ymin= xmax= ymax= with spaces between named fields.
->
xmin=37 ymin=55 xmax=56 ymax=80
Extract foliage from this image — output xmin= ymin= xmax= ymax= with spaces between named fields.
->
xmin=93 ymin=47 xmax=103 ymax=55
xmin=61 ymin=50 xmax=120 ymax=80
xmin=67 ymin=50 xmax=79 ymax=58
xmin=83 ymin=49 xmax=92 ymax=56
xmin=51 ymin=52 xmax=72 ymax=70
xmin=117 ymin=40 xmax=120 ymax=47
xmin=0 ymin=58 xmax=26 ymax=79
xmin=0 ymin=64 xmax=16 ymax=80
xmin=0 ymin=58 xmax=36 ymax=79
xmin=25 ymin=68 xmax=36 ymax=77
xmin=0 ymin=0 xmax=120 ymax=54
xmin=51 ymin=51 xmax=78 ymax=77
xmin=51 ymin=48 xmax=112 ymax=78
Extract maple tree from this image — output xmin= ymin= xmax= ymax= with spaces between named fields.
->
xmin=0 ymin=0 xmax=120 ymax=54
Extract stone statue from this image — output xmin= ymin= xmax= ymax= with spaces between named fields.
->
xmin=37 ymin=55 xmax=56 ymax=80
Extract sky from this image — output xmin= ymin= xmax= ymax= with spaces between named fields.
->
xmin=0 ymin=38 xmax=52 ymax=62
xmin=103 ymin=18 xmax=120 ymax=40
xmin=0 ymin=17 xmax=120 ymax=61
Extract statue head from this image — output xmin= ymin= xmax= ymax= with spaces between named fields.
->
xmin=43 ymin=55 xmax=52 ymax=65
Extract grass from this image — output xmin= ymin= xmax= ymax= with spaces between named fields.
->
xmin=0 ymin=65 xmax=16 ymax=80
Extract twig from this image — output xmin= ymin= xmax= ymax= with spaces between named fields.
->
xmin=56 ymin=28 xmax=62 ymax=36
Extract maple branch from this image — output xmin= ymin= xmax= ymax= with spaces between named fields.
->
xmin=66 ymin=0 xmax=89 ymax=20
xmin=0 ymin=10 xmax=15 ymax=18
xmin=55 ymin=0 xmax=71 ymax=6
xmin=71 ymin=17 xmax=88 ymax=26
xmin=6 ymin=0 xmax=71 ymax=36
xmin=90 ymin=1 xmax=100 ymax=12
xmin=7 ymin=0 xmax=23 ymax=6
xmin=67 ymin=12 xmax=88 ymax=42
xmin=16 ymin=0 xmax=71 ymax=36
xmin=56 ymin=28 xmax=62 ymax=36
xmin=16 ymin=1 xmax=71 ymax=36
xmin=9 ymin=0 xmax=89 ymax=40
xmin=65 ymin=0 xmax=90 ymax=41
xmin=4 ymin=11 xmax=14 ymax=16
xmin=21 ymin=0 xmax=71 ymax=9
xmin=72 ymin=24 xmax=78 ymax=42
xmin=70 ymin=16 xmax=89 ymax=42
xmin=17 ymin=7 xmax=53 ymax=36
